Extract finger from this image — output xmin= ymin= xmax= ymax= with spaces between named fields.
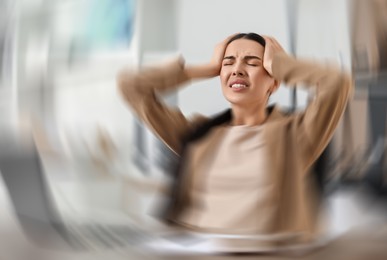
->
xmin=263 ymin=36 xmax=278 ymax=44
xmin=214 ymin=33 xmax=240 ymax=57
xmin=263 ymin=36 xmax=277 ymax=50
xmin=262 ymin=35 xmax=274 ymax=44
xmin=225 ymin=32 xmax=240 ymax=41
xmin=270 ymin=38 xmax=283 ymax=48
xmin=218 ymin=33 xmax=240 ymax=46
xmin=264 ymin=36 xmax=285 ymax=52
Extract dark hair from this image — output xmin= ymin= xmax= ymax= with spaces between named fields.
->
xmin=227 ymin=33 xmax=266 ymax=47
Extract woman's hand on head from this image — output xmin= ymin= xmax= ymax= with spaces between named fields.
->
xmin=262 ymin=36 xmax=286 ymax=76
xmin=184 ymin=33 xmax=238 ymax=79
xmin=207 ymin=33 xmax=239 ymax=77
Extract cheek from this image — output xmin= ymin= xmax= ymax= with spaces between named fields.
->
xmin=251 ymin=71 xmax=274 ymax=88
xmin=219 ymin=69 xmax=230 ymax=87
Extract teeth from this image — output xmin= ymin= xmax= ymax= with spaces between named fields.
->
xmin=231 ymin=84 xmax=247 ymax=89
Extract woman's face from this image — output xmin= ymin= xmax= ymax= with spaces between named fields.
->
xmin=220 ymin=38 xmax=276 ymax=108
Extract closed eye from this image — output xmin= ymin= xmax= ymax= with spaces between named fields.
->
xmin=223 ymin=56 xmax=235 ymax=66
xmin=245 ymin=56 xmax=262 ymax=66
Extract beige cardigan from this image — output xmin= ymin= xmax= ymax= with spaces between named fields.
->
xmin=117 ymin=53 xmax=353 ymax=245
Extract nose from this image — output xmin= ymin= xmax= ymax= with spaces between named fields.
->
xmin=232 ymin=62 xmax=245 ymax=76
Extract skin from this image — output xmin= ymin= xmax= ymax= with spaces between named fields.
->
xmin=184 ymin=34 xmax=285 ymax=126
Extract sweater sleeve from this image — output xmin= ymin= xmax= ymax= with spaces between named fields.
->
xmin=117 ymin=56 xmax=195 ymax=155
xmin=272 ymin=53 xmax=353 ymax=170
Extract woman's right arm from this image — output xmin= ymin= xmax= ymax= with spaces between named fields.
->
xmin=117 ymin=57 xmax=193 ymax=155
xmin=117 ymin=35 xmax=234 ymax=155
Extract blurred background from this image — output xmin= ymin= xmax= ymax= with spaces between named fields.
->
xmin=0 ymin=0 xmax=387 ymax=258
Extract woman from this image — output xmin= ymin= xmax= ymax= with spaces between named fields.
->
xmin=117 ymin=33 xmax=353 ymax=252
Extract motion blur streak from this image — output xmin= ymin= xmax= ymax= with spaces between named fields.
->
xmin=0 ymin=0 xmax=387 ymax=259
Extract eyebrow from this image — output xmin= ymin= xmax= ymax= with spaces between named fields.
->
xmin=223 ymin=55 xmax=262 ymax=61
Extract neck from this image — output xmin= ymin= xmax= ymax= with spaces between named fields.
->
xmin=230 ymin=103 xmax=268 ymax=126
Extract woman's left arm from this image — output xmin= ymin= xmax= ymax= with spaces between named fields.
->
xmin=264 ymin=37 xmax=353 ymax=170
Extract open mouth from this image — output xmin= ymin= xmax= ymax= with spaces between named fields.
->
xmin=230 ymin=83 xmax=248 ymax=90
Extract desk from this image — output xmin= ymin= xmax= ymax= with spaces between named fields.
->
xmin=1 ymin=179 xmax=387 ymax=260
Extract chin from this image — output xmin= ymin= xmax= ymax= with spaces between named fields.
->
xmin=224 ymin=95 xmax=250 ymax=105
xmin=224 ymin=94 xmax=266 ymax=108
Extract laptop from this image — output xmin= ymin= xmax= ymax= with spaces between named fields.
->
xmin=0 ymin=133 xmax=165 ymax=251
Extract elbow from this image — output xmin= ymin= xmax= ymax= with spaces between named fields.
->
xmin=340 ymin=72 xmax=354 ymax=101
xmin=331 ymin=70 xmax=354 ymax=102
xmin=116 ymin=69 xmax=139 ymax=102
xmin=347 ymin=74 xmax=354 ymax=95
xmin=116 ymin=69 xmax=128 ymax=96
